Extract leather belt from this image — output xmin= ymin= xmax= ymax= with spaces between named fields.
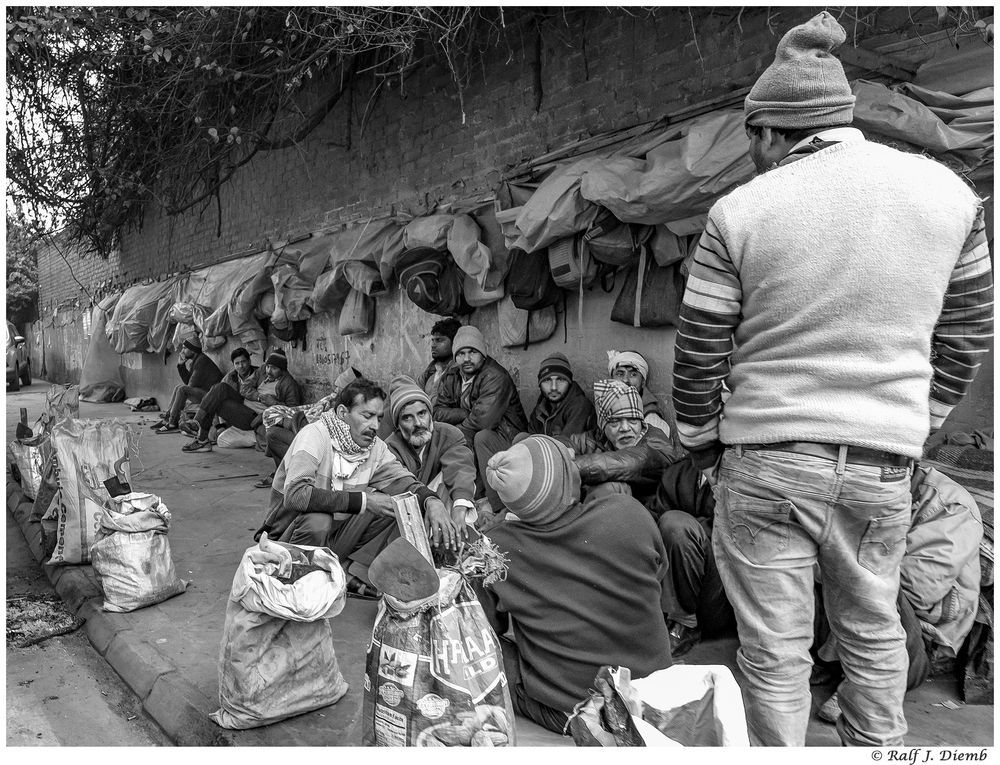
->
xmin=740 ymin=441 xmax=912 ymax=469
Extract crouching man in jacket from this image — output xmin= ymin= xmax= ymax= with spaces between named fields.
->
xmin=256 ymin=378 xmax=458 ymax=597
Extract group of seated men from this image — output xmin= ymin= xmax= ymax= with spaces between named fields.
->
xmin=167 ymin=320 xmax=984 ymax=736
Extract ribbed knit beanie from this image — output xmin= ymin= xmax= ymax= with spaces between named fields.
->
xmin=453 ymin=325 xmax=487 ymax=356
xmin=744 ymin=11 xmax=855 ymax=129
xmin=486 ymin=435 xmax=580 ymax=524
xmin=538 ymin=352 xmax=573 ymax=383
xmin=388 ymin=374 xmax=432 ymax=426
xmin=266 ymin=349 xmax=288 ymax=371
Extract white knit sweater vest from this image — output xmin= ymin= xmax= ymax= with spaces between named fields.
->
xmin=712 ymin=139 xmax=978 ymax=458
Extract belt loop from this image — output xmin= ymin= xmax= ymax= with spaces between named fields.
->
xmin=835 ymin=445 xmax=848 ymax=475
xmin=735 ymin=444 xmax=743 ymax=458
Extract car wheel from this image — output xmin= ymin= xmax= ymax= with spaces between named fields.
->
xmin=9 ymin=364 xmax=20 ymax=392
xmin=19 ymin=360 xmax=30 ymax=386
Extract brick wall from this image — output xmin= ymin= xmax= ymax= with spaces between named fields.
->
xmin=30 ymin=7 xmax=993 ymax=434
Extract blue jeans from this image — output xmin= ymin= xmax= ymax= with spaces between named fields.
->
xmin=712 ymin=446 xmax=911 ymax=746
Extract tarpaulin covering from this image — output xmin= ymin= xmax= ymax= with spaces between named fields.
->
xmin=229 ymin=267 xmax=274 ymax=347
xmin=509 ymin=158 xmax=604 ymax=253
xmin=852 ymin=79 xmax=994 ymax=177
xmin=313 ymin=217 xmax=408 ymax=286
xmin=105 ymin=279 xmax=181 ymax=354
xmin=403 ymin=214 xmax=493 ymax=288
xmin=269 ymin=264 xmax=314 ymax=329
xmin=79 ymin=294 xmax=124 ymax=390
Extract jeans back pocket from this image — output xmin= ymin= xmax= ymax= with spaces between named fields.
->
xmin=723 ymin=487 xmax=794 ymax=565
xmin=858 ymin=509 xmax=910 ymax=577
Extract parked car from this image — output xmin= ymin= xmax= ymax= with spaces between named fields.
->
xmin=6 ymin=321 xmax=31 ymax=391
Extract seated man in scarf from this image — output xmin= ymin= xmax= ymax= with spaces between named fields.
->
xmin=562 ymin=379 xmax=679 ymax=505
xmin=528 ymin=352 xmax=596 ymax=438
xmin=182 ymin=348 xmax=302 ymax=453
xmin=474 ymin=435 xmax=672 ymax=734
xmin=606 ymin=349 xmax=672 ymax=436
xmin=255 ymin=377 xmax=459 ymax=597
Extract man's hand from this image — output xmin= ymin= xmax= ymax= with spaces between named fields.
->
xmin=700 ymin=454 xmax=722 ymax=488
xmin=364 ymin=490 xmax=397 ymax=518
xmin=424 ymin=498 xmax=458 ymax=551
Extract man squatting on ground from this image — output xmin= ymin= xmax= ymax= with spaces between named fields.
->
xmin=255 ymin=378 xmax=460 ymax=596
xmin=671 ymin=11 xmax=993 ymax=746
xmin=154 ymin=336 xmax=223 ymax=433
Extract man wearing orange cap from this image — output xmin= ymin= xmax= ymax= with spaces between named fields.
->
xmin=672 ymin=12 xmax=992 ymax=747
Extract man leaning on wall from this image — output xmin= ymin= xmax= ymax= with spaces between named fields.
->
xmin=671 ymin=11 xmax=993 ymax=747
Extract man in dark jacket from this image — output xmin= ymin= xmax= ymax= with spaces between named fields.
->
xmin=154 ymin=336 xmax=224 ymax=433
xmin=529 ymin=352 xmax=596 ymax=438
xmin=565 ymin=379 xmax=679 ymax=503
xmin=434 ymin=325 xmax=528 ymax=512
xmin=340 ymin=375 xmax=479 ymax=587
xmin=182 ymin=348 xmax=302 ymax=452
xmin=417 ymin=317 xmax=462 ymax=406
xmin=474 ymin=435 xmax=672 ymax=734
xmin=220 ymin=346 xmax=257 ymax=392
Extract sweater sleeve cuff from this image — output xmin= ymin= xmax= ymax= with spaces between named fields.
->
xmin=689 ymin=442 xmax=725 ymax=471
xmin=416 ymin=486 xmax=438 ymax=509
xmin=929 ymin=399 xmax=953 ymax=431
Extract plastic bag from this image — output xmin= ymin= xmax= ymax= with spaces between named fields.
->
xmin=47 ymin=418 xmax=137 ymax=566
xmin=616 ymin=665 xmax=750 ymax=746
xmin=338 ymin=287 xmax=374 ymax=336
xmin=362 ymin=569 xmax=516 ymax=747
xmin=35 ymin=384 xmax=80 ymax=437
xmin=8 ymin=437 xmax=45 ymax=499
xmin=211 ymin=538 xmax=349 ymax=729
xmin=215 ymin=427 xmax=258 ymax=449
xmin=90 ymin=492 xmax=187 ymax=612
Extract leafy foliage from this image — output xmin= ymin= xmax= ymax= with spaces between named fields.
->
xmin=7 ymin=6 xmax=508 ymax=256
xmin=6 ymin=217 xmax=39 ymax=320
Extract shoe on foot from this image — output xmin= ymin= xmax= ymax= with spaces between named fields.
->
xmin=817 ymin=691 xmax=841 ymax=724
xmin=253 ymin=472 xmax=275 ymax=489
xmin=667 ymin=621 xmax=701 ymax=658
xmin=179 ymin=420 xmax=200 ymax=437
xmin=345 ymin=574 xmax=381 ymax=600
xmin=182 ymin=438 xmax=212 ymax=453
xmin=154 ymin=423 xmax=180 ymax=434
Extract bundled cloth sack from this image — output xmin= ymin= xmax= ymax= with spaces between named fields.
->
xmin=569 ymin=665 xmax=749 ymax=746
xmin=363 ymin=567 xmax=517 ymax=747
xmin=46 ymin=418 xmax=137 ymax=566
xmin=211 ymin=535 xmax=349 ymax=730
xmin=90 ymin=492 xmax=187 ymax=613
xmin=35 ymin=384 xmax=80 ymax=437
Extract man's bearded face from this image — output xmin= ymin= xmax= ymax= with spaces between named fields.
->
xmin=398 ymin=401 xmax=434 ymax=449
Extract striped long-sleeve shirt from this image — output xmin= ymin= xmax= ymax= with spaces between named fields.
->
xmin=672 ymin=137 xmax=993 ymax=466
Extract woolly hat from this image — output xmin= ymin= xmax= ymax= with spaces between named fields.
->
xmin=538 ymin=352 xmax=573 ymax=383
xmin=486 ymin=435 xmax=580 ymax=524
xmin=183 ymin=337 xmax=202 ymax=353
xmin=388 ymin=374 xmax=432 ymax=426
xmin=265 ymin=349 xmax=287 ymax=371
xmin=607 ymin=350 xmax=649 ymax=383
xmin=744 ymin=11 xmax=855 ymax=129
xmin=453 ymin=325 xmax=487 ymax=356
xmin=593 ymin=379 xmax=644 ymax=430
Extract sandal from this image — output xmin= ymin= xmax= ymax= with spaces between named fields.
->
xmin=181 ymin=438 xmax=212 ymax=453
xmin=345 ymin=574 xmax=381 ymax=600
xmin=253 ymin=473 xmax=275 ymax=489
xmin=154 ymin=423 xmax=180 ymax=434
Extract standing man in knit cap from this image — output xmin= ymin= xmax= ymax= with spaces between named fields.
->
xmin=606 ymin=349 xmax=671 ymax=436
xmin=528 ymin=352 xmax=596 ymax=437
xmin=564 ymin=379 xmax=678 ymax=504
xmin=434 ymin=324 xmax=529 ymax=513
xmin=672 ymin=11 xmax=992 ymax=747
xmin=418 ymin=317 xmax=462 ymax=406
xmin=182 ymin=348 xmax=303 ymax=452
xmin=474 ymin=435 xmax=672 ymax=734
xmin=153 ymin=335 xmax=223 ymax=433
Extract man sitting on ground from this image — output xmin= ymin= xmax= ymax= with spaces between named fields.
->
xmin=339 ymin=375 xmax=478 ymax=585
xmin=255 ymin=366 xmax=362 ymax=488
xmin=474 ymin=435 xmax=672 ymax=734
xmin=153 ymin=336 xmax=223 ymax=434
xmin=434 ymin=324 xmax=529 ymax=513
xmin=182 ymin=349 xmax=302 ymax=453
xmin=418 ymin=317 xmax=462 ymax=406
xmin=564 ymin=379 xmax=679 ymax=504
xmin=255 ymin=378 xmax=458 ymax=597
xmin=528 ymin=352 xmax=596 ymax=438
xmin=606 ymin=349 xmax=672 ymax=436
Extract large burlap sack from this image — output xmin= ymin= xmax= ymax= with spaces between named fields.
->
xmin=362 ymin=569 xmax=516 ymax=747
xmin=90 ymin=492 xmax=187 ymax=613
xmin=47 ymin=418 xmax=137 ymax=566
xmin=211 ymin=537 xmax=349 ymax=729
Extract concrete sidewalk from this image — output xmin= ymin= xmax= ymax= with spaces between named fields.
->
xmin=5 ymin=386 xmax=993 ymax=747
xmin=4 ymin=388 xmax=563 ymax=746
